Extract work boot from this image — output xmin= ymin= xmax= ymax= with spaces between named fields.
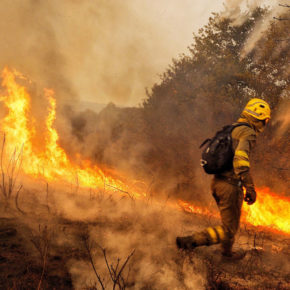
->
xmin=176 ymin=236 xmax=197 ymax=250
xmin=221 ymin=240 xmax=245 ymax=260
xmin=222 ymin=249 xmax=246 ymax=261
xmin=176 ymin=232 xmax=209 ymax=250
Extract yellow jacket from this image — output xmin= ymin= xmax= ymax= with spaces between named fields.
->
xmin=221 ymin=113 xmax=261 ymax=180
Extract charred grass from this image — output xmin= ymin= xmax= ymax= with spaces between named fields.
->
xmin=0 ymin=183 xmax=289 ymax=289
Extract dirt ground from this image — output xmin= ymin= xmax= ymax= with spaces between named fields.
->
xmin=0 ymin=184 xmax=289 ymax=289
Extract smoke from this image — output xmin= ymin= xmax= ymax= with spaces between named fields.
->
xmin=1 ymin=0 xmax=286 ymax=199
xmin=240 ymin=3 xmax=287 ymax=57
xmin=0 ymin=0 xmax=75 ymax=105
xmin=0 ymin=0 xmax=224 ymax=107
xmin=221 ymin=0 xmax=264 ymax=24
xmin=60 ymin=0 xmax=288 ymax=201
xmin=0 ymin=0 xmax=224 ymax=187
xmin=252 ymin=96 xmax=290 ymax=193
xmin=12 ymin=179 xmax=208 ymax=289
xmin=0 ymin=2 xmax=289 ymax=288
xmin=220 ymin=0 xmax=287 ymax=58
xmin=222 ymin=0 xmax=275 ymax=20
xmin=4 ymin=175 xmax=289 ymax=288
xmin=0 ymin=0 xmax=283 ymax=107
xmin=272 ymin=99 xmax=290 ymax=137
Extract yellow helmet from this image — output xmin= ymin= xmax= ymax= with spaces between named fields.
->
xmin=243 ymin=98 xmax=271 ymax=120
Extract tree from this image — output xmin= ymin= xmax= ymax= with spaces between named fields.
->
xmin=141 ymin=7 xmax=289 ymax=198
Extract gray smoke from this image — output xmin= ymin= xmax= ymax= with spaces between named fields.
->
xmin=0 ymin=0 xmax=223 ymax=107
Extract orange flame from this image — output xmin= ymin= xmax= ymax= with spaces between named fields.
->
xmin=242 ymin=187 xmax=290 ymax=234
xmin=178 ymin=188 xmax=290 ymax=235
xmin=0 ymin=68 xmax=289 ymax=236
xmin=0 ymin=67 xmax=142 ymax=198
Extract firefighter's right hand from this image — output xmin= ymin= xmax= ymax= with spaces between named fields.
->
xmin=244 ymin=187 xmax=256 ymax=205
xmin=240 ymin=171 xmax=256 ymax=205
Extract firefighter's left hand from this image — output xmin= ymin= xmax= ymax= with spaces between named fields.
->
xmin=244 ymin=187 xmax=256 ymax=205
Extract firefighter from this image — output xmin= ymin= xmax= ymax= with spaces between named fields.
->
xmin=176 ymin=98 xmax=271 ymax=259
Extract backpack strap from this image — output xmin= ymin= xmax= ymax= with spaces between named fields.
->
xmin=230 ymin=122 xmax=251 ymax=132
xmin=199 ymin=122 xmax=251 ymax=148
xmin=199 ymin=138 xmax=211 ymax=148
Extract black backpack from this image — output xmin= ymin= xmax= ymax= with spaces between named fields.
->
xmin=200 ymin=123 xmax=250 ymax=174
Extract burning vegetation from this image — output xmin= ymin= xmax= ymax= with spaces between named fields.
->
xmin=1 ymin=67 xmax=289 ymax=235
xmin=0 ymin=3 xmax=289 ymax=290
xmin=0 ymin=67 xmax=141 ymax=198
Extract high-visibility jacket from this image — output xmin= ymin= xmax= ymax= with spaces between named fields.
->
xmin=232 ymin=124 xmax=257 ymax=176
xmin=219 ymin=115 xmax=258 ymax=180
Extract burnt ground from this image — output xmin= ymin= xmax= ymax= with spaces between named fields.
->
xmin=0 ymin=217 xmax=72 ymax=289
xmin=0 ymin=187 xmax=289 ymax=289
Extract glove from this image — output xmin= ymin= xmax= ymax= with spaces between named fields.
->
xmin=240 ymin=171 xmax=256 ymax=205
xmin=244 ymin=187 xmax=256 ymax=205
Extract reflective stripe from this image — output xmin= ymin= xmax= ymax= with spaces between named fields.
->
xmin=235 ymin=150 xmax=249 ymax=160
xmin=207 ymin=227 xmax=218 ymax=244
xmin=234 ymin=159 xmax=250 ymax=168
xmin=244 ymin=108 xmax=260 ymax=117
xmin=215 ymin=226 xmax=225 ymax=241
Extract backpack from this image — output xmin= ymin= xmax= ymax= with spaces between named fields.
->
xmin=199 ymin=123 xmax=250 ymax=174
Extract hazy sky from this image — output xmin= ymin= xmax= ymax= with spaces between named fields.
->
xmin=0 ymin=0 xmax=278 ymax=106
xmin=70 ymin=0 xmax=226 ymax=106
xmin=87 ymin=0 xmax=228 ymax=106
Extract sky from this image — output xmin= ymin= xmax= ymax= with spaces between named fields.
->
xmin=75 ymin=0 xmax=226 ymax=106
xmin=0 ymin=0 xmax=278 ymax=107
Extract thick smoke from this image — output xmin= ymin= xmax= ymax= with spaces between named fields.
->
xmin=221 ymin=0 xmax=288 ymax=58
xmin=4 ymin=175 xmax=289 ymax=288
xmin=0 ymin=0 xmax=222 ymax=107
xmin=10 ymin=178 xmax=209 ymax=289
xmin=0 ymin=0 xmax=282 ymax=107
xmin=273 ymin=99 xmax=290 ymax=137
xmin=0 ymin=2 xmax=289 ymax=288
xmin=0 ymin=0 xmax=225 ymax=189
xmin=240 ymin=3 xmax=287 ymax=57
xmin=0 ymin=0 xmax=75 ymax=105
xmin=1 ymin=0 xmax=286 ymax=195
xmin=62 ymin=0 xmax=289 ymax=201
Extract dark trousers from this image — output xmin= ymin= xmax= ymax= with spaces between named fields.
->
xmin=190 ymin=177 xmax=244 ymax=253
xmin=211 ymin=177 xmax=244 ymax=252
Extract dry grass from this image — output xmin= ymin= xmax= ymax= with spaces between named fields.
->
xmin=0 ymin=134 xmax=24 ymax=213
xmin=0 ymin=181 xmax=289 ymax=289
xmin=82 ymin=232 xmax=135 ymax=290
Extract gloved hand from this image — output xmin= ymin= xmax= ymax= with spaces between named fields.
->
xmin=240 ymin=171 xmax=256 ymax=205
xmin=244 ymin=187 xmax=256 ymax=205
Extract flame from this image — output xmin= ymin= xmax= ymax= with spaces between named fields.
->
xmin=0 ymin=67 xmax=289 ymax=236
xmin=178 ymin=200 xmax=218 ymax=217
xmin=178 ymin=187 xmax=290 ymax=235
xmin=242 ymin=187 xmax=290 ymax=234
xmin=0 ymin=67 xmax=142 ymax=198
